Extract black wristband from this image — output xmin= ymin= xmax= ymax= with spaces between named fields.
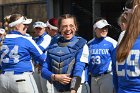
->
xmin=70 ymin=76 xmax=81 ymax=91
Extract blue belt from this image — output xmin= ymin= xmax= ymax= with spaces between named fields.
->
xmin=92 ymin=71 xmax=111 ymax=77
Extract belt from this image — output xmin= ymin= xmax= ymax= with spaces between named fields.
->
xmin=92 ymin=71 xmax=111 ymax=77
xmin=57 ymin=89 xmax=70 ymax=92
xmin=1 ymin=71 xmax=33 ymax=75
xmin=56 ymin=82 xmax=87 ymax=92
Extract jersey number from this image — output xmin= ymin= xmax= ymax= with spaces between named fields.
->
xmin=1 ymin=45 xmax=19 ymax=63
xmin=117 ymin=50 xmax=140 ymax=77
xmin=91 ymin=56 xmax=101 ymax=64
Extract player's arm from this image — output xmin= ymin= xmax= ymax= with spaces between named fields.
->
xmin=70 ymin=44 xmax=89 ymax=92
xmin=27 ymin=37 xmax=46 ymax=64
xmin=41 ymin=55 xmax=54 ymax=81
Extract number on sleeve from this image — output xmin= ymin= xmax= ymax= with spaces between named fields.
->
xmin=1 ymin=45 xmax=19 ymax=63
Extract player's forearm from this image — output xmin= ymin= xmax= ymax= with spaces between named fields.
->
xmin=41 ymin=63 xmax=53 ymax=81
xmin=72 ymin=62 xmax=85 ymax=77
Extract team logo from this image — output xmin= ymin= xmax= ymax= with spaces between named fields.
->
xmin=57 ymin=50 xmax=64 ymax=55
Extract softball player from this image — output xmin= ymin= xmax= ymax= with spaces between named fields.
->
xmin=112 ymin=0 xmax=140 ymax=93
xmin=41 ymin=14 xmax=90 ymax=93
xmin=0 ymin=14 xmax=46 ymax=93
xmin=33 ymin=21 xmax=52 ymax=93
xmin=88 ymin=18 xmax=117 ymax=93
xmin=117 ymin=12 xmax=128 ymax=44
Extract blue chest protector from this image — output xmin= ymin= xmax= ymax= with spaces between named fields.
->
xmin=48 ymin=37 xmax=87 ymax=91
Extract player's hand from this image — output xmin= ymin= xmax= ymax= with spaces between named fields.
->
xmin=35 ymin=64 xmax=41 ymax=73
xmin=55 ymin=74 xmax=72 ymax=85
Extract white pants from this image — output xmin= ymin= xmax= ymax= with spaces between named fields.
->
xmin=46 ymin=81 xmax=54 ymax=93
xmin=33 ymin=68 xmax=49 ymax=93
xmin=91 ymin=73 xmax=114 ymax=93
xmin=53 ymin=82 xmax=90 ymax=93
xmin=0 ymin=72 xmax=39 ymax=93
xmin=33 ymin=69 xmax=54 ymax=93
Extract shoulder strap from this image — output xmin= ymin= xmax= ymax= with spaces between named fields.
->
xmin=68 ymin=37 xmax=87 ymax=50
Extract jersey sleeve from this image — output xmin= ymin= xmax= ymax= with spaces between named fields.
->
xmin=39 ymin=35 xmax=51 ymax=52
xmin=27 ymin=37 xmax=46 ymax=64
xmin=72 ymin=44 xmax=89 ymax=77
xmin=41 ymin=54 xmax=53 ymax=81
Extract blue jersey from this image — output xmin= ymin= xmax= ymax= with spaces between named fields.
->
xmin=0 ymin=30 xmax=46 ymax=73
xmin=34 ymin=32 xmax=51 ymax=52
xmin=112 ymin=35 xmax=140 ymax=93
xmin=50 ymin=34 xmax=60 ymax=45
xmin=41 ymin=36 xmax=89 ymax=82
xmin=88 ymin=36 xmax=117 ymax=75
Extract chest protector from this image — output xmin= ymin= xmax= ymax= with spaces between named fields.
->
xmin=48 ymin=37 xmax=87 ymax=91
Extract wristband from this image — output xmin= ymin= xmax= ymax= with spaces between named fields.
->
xmin=54 ymin=74 xmax=56 ymax=81
xmin=70 ymin=76 xmax=81 ymax=91
xmin=52 ymin=74 xmax=56 ymax=81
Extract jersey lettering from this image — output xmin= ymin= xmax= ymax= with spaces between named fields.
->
xmin=117 ymin=50 xmax=140 ymax=77
xmin=90 ymin=49 xmax=109 ymax=54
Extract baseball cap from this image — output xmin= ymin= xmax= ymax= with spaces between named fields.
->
xmin=9 ymin=16 xmax=32 ymax=27
xmin=46 ymin=18 xmax=58 ymax=30
xmin=0 ymin=28 xmax=5 ymax=34
xmin=33 ymin=21 xmax=47 ymax=28
xmin=93 ymin=19 xmax=110 ymax=30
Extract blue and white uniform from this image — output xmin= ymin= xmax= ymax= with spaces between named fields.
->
xmin=33 ymin=32 xmax=51 ymax=93
xmin=88 ymin=36 xmax=117 ymax=93
xmin=117 ymin=30 xmax=126 ymax=45
xmin=34 ymin=32 xmax=51 ymax=53
xmin=41 ymin=36 xmax=90 ymax=93
xmin=0 ymin=30 xmax=46 ymax=93
xmin=112 ymin=35 xmax=140 ymax=93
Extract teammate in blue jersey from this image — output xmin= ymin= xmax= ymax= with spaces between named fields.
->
xmin=0 ymin=14 xmax=46 ymax=93
xmin=33 ymin=21 xmax=51 ymax=93
xmin=33 ymin=21 xmax=51 ymax=53
xmin=88 ymin=18 xmax=117 ymax=93
xmin=41 ymin=14 xmax=90 ymax=93
xmin=112 ymin=0 xmax=140 ymax=93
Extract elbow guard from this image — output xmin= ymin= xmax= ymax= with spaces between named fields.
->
xmin=70 ymin=76 xmax=81 ymax=91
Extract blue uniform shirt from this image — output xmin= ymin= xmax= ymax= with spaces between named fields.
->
xmin=0 ymin=30 xmax=46 ymax=73
xmin=33 ymin=32 xmax=51 ymax=65
xmin=112 ymin=35 xmax=140 ymax=93
xmin=88 ymin=36 xmax=117 ymax=75
xmin=34 ymin=32 xmax=51 ymax=52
